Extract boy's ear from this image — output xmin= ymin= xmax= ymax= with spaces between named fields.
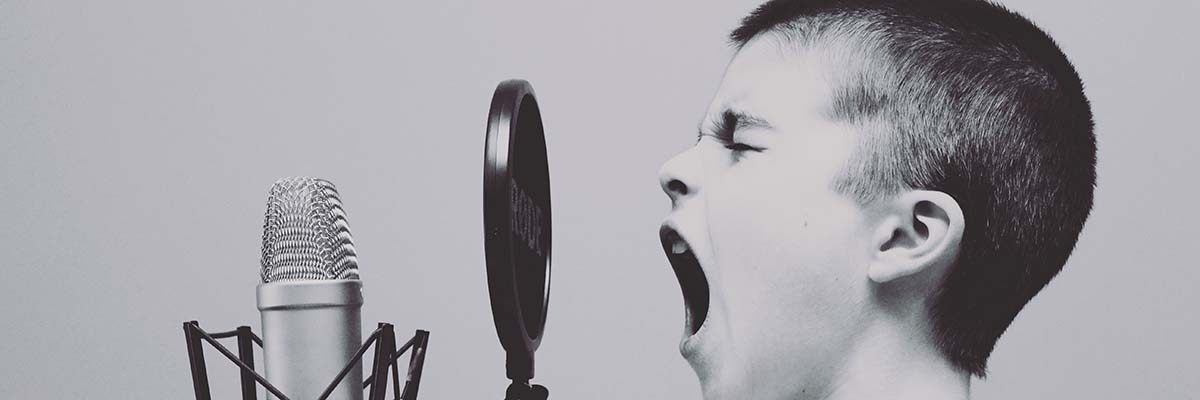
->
xmin=868 ymin=190 xmax=965 ymax=284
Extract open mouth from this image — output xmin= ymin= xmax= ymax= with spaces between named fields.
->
xmin=660 ymin=225 xmax=710 ymax=336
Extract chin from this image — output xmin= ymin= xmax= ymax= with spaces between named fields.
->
xmin=681 ymin=348 xmax=724 ymax=399
xmin=693 ymin=358 xmax=813 ymax=400
xmin=695 ymin=373 xmax=752 ymax=400
xmin=696 ymin=375 xmax=727 ymax=400
xmin=687 ymin=356 xmax=747 ymax=400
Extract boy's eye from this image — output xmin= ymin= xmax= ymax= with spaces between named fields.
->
xmin=723 ymin=142 xmax=763 ymax=153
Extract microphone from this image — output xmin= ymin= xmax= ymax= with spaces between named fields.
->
xmin=257 ymin=177 xmax=364 ymax=400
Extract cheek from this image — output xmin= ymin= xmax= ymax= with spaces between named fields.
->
xmin=704 ymin=158 xmax=867 ymax=335
xmin=705 ymin=158 xmax=860 ymax=280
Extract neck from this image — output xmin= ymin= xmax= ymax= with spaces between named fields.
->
xmin=822 ymin=318 xmax=969 ymax=400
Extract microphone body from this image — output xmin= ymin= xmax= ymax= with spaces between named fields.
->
xmin=257 ymin=177 xmax=364 ymax=400
xmin=258 ymin=280 xmax=363 ymax=400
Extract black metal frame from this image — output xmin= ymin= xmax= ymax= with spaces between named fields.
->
xmin=182 ymin=321 xmax=429 ymax=400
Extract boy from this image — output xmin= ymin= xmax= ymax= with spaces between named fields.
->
xmin=657 ymin=1 xmax=1095 ymax=399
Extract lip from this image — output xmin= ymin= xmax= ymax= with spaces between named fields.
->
xmin=659 ymin=223 xmax=711 ymax=342
xmin=679 ymin=317 xmax=711 ymax=360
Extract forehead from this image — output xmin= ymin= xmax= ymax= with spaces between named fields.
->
xmin=708 ymin=35 xmax=834 ymax=124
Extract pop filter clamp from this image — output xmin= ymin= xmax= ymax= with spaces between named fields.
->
xmin=484 ymin=79 xmax=552 ymax=400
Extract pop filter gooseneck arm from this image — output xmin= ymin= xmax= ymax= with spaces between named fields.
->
xmin=484 ymin=80 xmax=552 ymax=400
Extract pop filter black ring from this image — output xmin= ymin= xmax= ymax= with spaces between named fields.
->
xmin=484 ymin=79 xmax=552 ymax=382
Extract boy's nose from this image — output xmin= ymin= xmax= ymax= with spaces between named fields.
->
xmin=658 ymin=148 xmax=703 ymax=205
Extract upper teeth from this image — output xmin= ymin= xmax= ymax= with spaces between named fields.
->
xmin=672 ymin=241 xmax=689 ymax=255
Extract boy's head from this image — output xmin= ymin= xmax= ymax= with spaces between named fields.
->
xmin=657 ymin=0 xmax=1095 ymax=398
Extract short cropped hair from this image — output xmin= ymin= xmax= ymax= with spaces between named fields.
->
xmin=731 ymin=0 xmax=1096 ymax=376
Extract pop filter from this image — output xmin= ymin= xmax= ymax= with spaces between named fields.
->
xmin=484 ymin=79 xmax=552 ymax=398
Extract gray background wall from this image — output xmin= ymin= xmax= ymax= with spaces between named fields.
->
xmin=1 ymin=0 xmax=1196 ymax=398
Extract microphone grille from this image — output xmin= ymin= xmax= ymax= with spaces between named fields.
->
xmin=260 ymin=177 xmax=360 ymax=283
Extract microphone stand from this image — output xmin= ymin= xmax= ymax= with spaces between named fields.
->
xmin=505 ymin=380 xmax=548 ymax=400
xmin=502 ymin=350 xmax=548 ymax=400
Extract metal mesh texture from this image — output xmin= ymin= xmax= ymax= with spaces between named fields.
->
xmin=260 ymin=177 xmax=360 ymax=283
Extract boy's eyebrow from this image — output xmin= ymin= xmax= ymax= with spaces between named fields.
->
xmin=698 ymin=108 xmax=774 ymax=140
